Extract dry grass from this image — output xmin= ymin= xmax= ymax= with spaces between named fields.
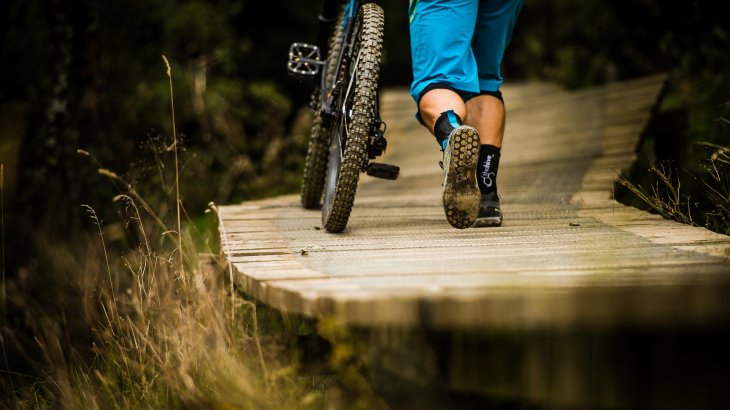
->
xmin=617 ymin=143 xmax=730 ymax=235
xmin=617 ymin=162 xmax=695 ymax=226
xmin=1 ymin=172 xmax=315 ymax=409
xmin=2 ymin=163 xmax=6 ymax=310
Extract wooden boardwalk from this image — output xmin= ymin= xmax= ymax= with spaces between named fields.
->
xmin=217 ymin=75 xmax=730 ymax=330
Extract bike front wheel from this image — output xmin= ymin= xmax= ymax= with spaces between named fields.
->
xmin=300 ymin=7 xmax=346 ymax=209
xmin=322 ymin=2 xmax=384 ymax=233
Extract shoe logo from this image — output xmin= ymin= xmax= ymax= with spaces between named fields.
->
xmin=481 ymin=155 xmax=495 ymax=188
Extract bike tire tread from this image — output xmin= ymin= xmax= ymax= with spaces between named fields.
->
xmin=300 ymin=8 xmax=346 ymax=209
xmin=323 ymin=3 xmax=384 ymax=233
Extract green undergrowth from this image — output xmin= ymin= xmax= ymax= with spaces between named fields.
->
xmin=617 ymin=110 xmax=730 ymax=237
xmin=512 ymin=1 xmax=730 ymax=238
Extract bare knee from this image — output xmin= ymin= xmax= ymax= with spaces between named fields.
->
xmin=464 ymin=94 xmax=506 ymax=146
xmin=418 ymin=89 xmax=467 ymax=134
xmin=465 ymin=94 xmax=504 ymax=122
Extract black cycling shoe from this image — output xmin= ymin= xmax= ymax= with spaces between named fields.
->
xmin=472 ymin=191 xmax=502 ymax=227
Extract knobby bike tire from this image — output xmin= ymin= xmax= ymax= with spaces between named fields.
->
xmin=300 ymin=8 xmax=346 ymax=209
xmin=322 ymin=3 xmax=384 ymax=232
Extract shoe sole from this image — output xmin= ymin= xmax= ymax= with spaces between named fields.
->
xmin=472 ymin=216 xmax=502 ymax=228
xmin=442 ymin=127 xmax=481 ymax=229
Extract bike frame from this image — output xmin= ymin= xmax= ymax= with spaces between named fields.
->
xmin=317 ymin=0 xmax=381 ymax=134
xmin=319 ymin=0 xmax=357 ymax=116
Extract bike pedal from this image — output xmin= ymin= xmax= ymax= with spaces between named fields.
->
xmin=287 ymin=43 xmax=323 ymax=78
xmin=366 ymin=162 xmax=399 ymax=180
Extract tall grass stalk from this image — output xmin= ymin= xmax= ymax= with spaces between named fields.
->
xmin=95 ymin=167 xmax=173 ymax=244
xmin=618 ymin=162 xmax=694 ymax=226
xmin=78 ymin=149 xmax=172 ymax=243
xmin=1 ymin=163 xmax=4 ymax=309
xmin=34 ymin=196 xmax=295 ymax=407
xmin=208 ymin=202 xmax=235 ymax=321
xmin=81 ymin=205 xmax=117 ymax=319
xmin=162 ymin=55 xmax=184 ymax=273
xmin=618 ymin=144 xmax=730 ymax=235
xmin=114 ymin=194 xmax=151 ymax=255
xmin=1 ymin=163 xmax=10 ymax=396
xmin=207 ymin=203 xmax=269 ymax=389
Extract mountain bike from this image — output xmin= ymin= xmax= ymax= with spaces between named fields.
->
xmin=287 ymin=0 xmax=399 ymax=233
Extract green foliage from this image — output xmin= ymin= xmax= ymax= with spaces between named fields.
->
xmin=511 ymin=0 xmax=730 ymax=233
xmin=95 ymin=0 xmax=310 ymax=211
xmin=1 ymin=0 xmax=322 ymax=229
xmin=512 ymin=0 xmax=730 ymax=89
xmin=0 ymin=1 xmax=53 ymax=100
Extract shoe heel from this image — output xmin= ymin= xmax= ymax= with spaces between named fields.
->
xmin=442 ymin=127 xmax=481 ymax=229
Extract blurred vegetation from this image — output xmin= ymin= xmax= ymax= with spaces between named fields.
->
xmin=2 ymin=0 xmax=727 ymax=239
xmin=1 ymin=0 xmax=729 ymax=407
xmin=510 ymin=0 xmax=730 ymax=232
xmin=1 ymin=0 xmax=317 ymax=225
xmin=0 ymin=1 xmax=412 ymax=406
xmin=0 ymin=0 xmax=315 ymax=406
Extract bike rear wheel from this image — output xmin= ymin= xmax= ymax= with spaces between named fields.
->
xmin=300 ymin=8 xmax=346 ymax=209
xmin=322 ymin=2 xmax=384 ymax=232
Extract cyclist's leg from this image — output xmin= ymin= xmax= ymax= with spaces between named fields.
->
xmin=466 ymin=0 xmax=522 ymax=227
xmin=465 ymin=0 xmax=523 ymax=146
xmin=465 ymin=94 xmax=505 ymax=147
xmin=410 ymin=0 xmax=484 ymax=228
xmin=409 ymin=0 xmax=480 ymax=134
xmin=472 ymin=0 xmax=522 ymax=94
xmin=418 ymin=89 xmax=466 ymax=135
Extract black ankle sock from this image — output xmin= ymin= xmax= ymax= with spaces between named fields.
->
xmin=433 ymin=110 xmax=462 ymax=150
xmin=477 ymin=145 xmax=500 ymax=195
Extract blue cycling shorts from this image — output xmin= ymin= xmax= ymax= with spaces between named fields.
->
xmin=408 ymin=0 xmax=523 ymax=104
